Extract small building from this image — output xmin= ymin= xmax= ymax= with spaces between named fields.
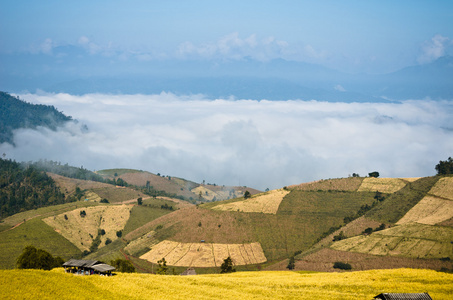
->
xmin=373 ymin=293 xmax=432 ymax=300
xmin=180 ymin=267 xmax=197 ymax=276
xmin=63 ymin=259 xmax=115 ymax=276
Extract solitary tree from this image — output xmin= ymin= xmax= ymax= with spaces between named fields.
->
xmin=157 ymin=258 xmax=168 ymax=275
xmin=286 ymin=256 xmax=295 ymax=270
xmin=220 ymin=257 xmax=236 ymax=273
xmin=137 ymin=197 xmax=143 ymax=205
xmin=244 ymin=190 xmax=251 ymax=199
xmin=368 ymin=171 xmax=379 ymax=178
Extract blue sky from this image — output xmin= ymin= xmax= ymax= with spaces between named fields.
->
xmin=2 ymin=0 xmax=453 ymax=73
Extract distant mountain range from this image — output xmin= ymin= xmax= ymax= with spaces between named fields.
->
xmin=1 ymin=48 xmax=452 ymax=101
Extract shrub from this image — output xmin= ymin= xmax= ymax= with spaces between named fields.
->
xmin=116 ymin=230 xmax=123 ymax=238
xmin=110 ymin=259 xmax=135 ymax=273
xmin=80 ymin=210 xmax=86 ymax=217
xmin=333 ymin=261 xmax=352 ymax=270
xmin=220 ymin=257 xmax=236 ymax=273
xmin=100 ymin=198 xmax=109 ymax=203
xmin=105 ymin=238 xmax=112 ymax=245
xmin=16 ymin=246 xmax=61 ymax=270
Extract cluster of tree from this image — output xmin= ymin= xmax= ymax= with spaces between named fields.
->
xmin=160 ymin=203 xmax=174 ymax=211
xmin=110 ymin=259 xmax=135 ymax=273
xmin=0 ymin=158 xmax=70 ymax=218
xmin=343 ymin=191 xmax=386 ymax=224
xmin=28 ymin=160 xmax=105 ymax=183
xmin=0 ymin=91 xmax=72 ymax=144
xmin=362 ymin=223 xmax=386 ymax=235
xmin=16 ymin=245 xmax=64 ymax=270
xmin=333 ymin=261 xmax=352 ymax=270
xmin=436 ymin=157 xmax=453 ymax=175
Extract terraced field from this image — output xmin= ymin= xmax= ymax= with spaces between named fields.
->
xmin=43 ymin=205 xmax=132 ymax=251
xmin=211 ymin=189 xmax=289 ymax=214
xmin=429 ymin=177 xmax=453 ymax=200
xmin=357 ymin=177 xmax=409 ymax=193
xmin=330 ymin=223 xmax=453 ymax=259
xmin=397 ymin=196 xmax=453 ymax=225
xmin=140 ymin=240 xmax=267 ymax=267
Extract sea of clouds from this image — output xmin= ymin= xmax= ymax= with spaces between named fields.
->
xmin=1 ymin=92 xmax=452 ymax=190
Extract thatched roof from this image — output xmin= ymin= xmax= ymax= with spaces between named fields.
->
xmin=374 ymin=293 xmax=432 ymax=300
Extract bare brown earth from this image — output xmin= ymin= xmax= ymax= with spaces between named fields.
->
xmin=266 ymin=248 xmax=452 ymax=272
xmin=289 ymin=177 xmax=364 ymax=191
xmin=48 ymin=173 xmax=111 ymax=195
xmin=124 ymin=206 xmax=254 ymax=245
xmin=48 ymin=172 xmax=146 ymax=203
xmin=117 ymin=172 xmax=199 ymax=199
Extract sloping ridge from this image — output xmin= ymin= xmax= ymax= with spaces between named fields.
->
xmin=330 ymin=176 xmax=453 ymax=260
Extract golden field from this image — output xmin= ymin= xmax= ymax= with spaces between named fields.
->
xmin=211 ymin=189 xmax=289 ymax=214
xmin=357 ymin=178 xmax=408 ymax=193
xmin=43 ymin=205 xmax=132 ymax=251
xmin=1 ymin=268 xmax=452 ymax=299
xmin=140 ymin=240 xmax=267 ymax=267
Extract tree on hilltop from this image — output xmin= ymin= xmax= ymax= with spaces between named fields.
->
xmin=368 ymin=171 xmax=379 ymax=178
xmin=435 ymin=157 xmax=453 ymax=175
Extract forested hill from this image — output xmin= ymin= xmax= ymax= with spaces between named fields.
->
xmin=0 ymin=91 xmax=72 ymax=144
xmin=0 ymin=158 xmax=70 ymax=219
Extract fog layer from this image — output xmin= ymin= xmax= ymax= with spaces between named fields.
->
xmin=2 ymin=93 xmax=452 ymax=190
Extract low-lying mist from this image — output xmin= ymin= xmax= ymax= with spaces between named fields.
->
xmin=1 ymin=92 xmax=452 ymax=190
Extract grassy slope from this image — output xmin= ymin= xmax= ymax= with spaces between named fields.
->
xmin=127 ymin=188 xmax=377 ymax=262
xmin=366 ymin=176 xmax=440 ymax=224
xmin=1 ymin=268 xmax=452 ymax=300
xmin=0 ymin=218 xmax=81 ymax=268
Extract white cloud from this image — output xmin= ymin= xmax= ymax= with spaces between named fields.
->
xmin=417 ymin=34 xmax=451 ymax=64
xmin=177 ymin=32 xmax=290 ymax=61
xmin=2 ymin=93 xmax=452 ymax=190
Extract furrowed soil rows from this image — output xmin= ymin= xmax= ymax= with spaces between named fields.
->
xmin=140 ymin=240 xmax=267 ymax=267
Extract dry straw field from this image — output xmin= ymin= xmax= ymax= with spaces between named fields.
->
xmin=397 ymin=196 xmax=453 ymax=225
xmin=43 ymin=205 xmax=132 ymax=251
xmin=428 ymin=177 xmax=453 ymax=200
xmin=140 ymin=240 xmax=266 ymax=267
xmin=357 ymin=178 xmax=409 ymax=193
xmin=330 ymin=223 xmax=453 ymax=259
xmin=211 ymin=189 xmax=289 ymax=214
xmin=1 ymin=268 xmax=452 ymax=299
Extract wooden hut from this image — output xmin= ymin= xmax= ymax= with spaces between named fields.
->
xmin=63 ymin=259 xmax=115 ymax=276
xmin=373 ymin=293 xmax=432 ymax=300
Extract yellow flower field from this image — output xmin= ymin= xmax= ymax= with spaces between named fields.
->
xmin=1 ymin=268 xmax=452 ymax=299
